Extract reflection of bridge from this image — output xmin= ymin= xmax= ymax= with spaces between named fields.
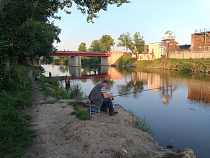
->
xmin=52 ymin=51 xmax=123 ymax=66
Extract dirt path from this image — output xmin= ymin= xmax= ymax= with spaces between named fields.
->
xmin=23 ymin=70 xmax=195 ymax=158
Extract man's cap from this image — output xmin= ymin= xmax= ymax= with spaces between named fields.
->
xmin=102 ymin=80 xmax=108 ymax=84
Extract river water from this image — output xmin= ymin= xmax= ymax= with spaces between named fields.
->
xmin=42 ymin=64 xmax=210 ymax=158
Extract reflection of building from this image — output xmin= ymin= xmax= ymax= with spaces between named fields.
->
xmin=162 ymin=95 xmax=170 ymax=104
xmin=131 ymin=72 xmax=177 ymax=104
xmin=131 ymin=72 xmax=161 ymax=90
xmin=147 ymin=73 xmax=161 ymax=90
xmin=188 ymin=83 xmax=210 ymax=104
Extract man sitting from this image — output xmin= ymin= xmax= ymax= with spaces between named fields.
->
xmin=88 ymin=80 xmax=118 ymax=116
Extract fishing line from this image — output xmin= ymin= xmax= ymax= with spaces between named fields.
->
xmin=113 ymin=84 xmax=183 ymax=97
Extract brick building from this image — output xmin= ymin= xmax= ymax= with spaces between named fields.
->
xmin=191 ymin=29 xmax=210 ymax=51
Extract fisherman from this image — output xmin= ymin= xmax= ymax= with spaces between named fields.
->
xmin=88 ymin=80 xmax=118 ymax=116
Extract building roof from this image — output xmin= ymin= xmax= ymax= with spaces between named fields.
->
xmin=179 ymin=44 xmax=191 ymax=50
xmin=165 ymin=30 xmax=172 ymax=34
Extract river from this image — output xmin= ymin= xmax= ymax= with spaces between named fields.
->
xmin=42 ymin=64 xmax=210 ymax=158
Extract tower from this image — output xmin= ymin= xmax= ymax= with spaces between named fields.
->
xmin=161 ymin=30 xmax=180 ymax=59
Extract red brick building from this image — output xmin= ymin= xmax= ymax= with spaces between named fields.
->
xmin=191 ymin=29 xmax=210 ymax=51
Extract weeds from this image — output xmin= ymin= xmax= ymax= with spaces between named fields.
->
xmin=68 ymin=83 xmax=85 ymax=100
xmin=136 ymin=116 xmax=154 ymax=138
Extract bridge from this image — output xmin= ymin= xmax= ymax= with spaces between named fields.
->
xmin=52 ymin=51 xmax=123 ymax=66
xmin=52 ymin=51 xmax=111 ymax=57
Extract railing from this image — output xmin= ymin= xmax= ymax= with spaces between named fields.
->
xmin=161 ymin=36 xmax=176 ymax=41
xmin=195 ymin=28 xmax=210 ymax=33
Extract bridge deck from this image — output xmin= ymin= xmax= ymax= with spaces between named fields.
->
xmin=52 ymin=51 xmax=111 ymax=57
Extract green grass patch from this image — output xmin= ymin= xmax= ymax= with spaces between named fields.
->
xmin=70 ymin=110 xmax=90 ymax=120
xmin=69 ymin=102 xmax=90 ymax=120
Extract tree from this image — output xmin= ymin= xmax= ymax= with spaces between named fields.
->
xmin=118 ymin=32 xmax=145 ymax=59
xmin=78 ymin=42 xmax=87 ymax=52
xmin=0 ymin=0 xmax=130 ymax=73
xmin=99 ymin=35 xmax=115 ymax=52
xmin=88 ymin=40 xmax=100 ymax=52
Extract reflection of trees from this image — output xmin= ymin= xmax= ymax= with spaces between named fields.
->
xmin=115 ymin=67 xmax=134 ymax=75
xmin=117 ymin=81 xmax=143 ymax=99
xmin=59 ymin=65 xmax=69 ymax=73
xmin=91 ymin=78 xmax=114 ymax=90
xmin=82 ymin=67 xmax=100 ymax=76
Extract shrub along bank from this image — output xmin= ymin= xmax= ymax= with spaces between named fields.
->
xmin=0 ymin=65 xmax=34 ymax=158
xmin=114 ymin=54 xmax=210 ymax=74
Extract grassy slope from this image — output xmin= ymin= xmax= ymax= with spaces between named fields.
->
xmin=114 ymin=54 xmax=210 ymax=73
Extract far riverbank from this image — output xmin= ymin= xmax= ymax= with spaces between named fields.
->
xmin=113 ymin=54 xmax=210 ymax=74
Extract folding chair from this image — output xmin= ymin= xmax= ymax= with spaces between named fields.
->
xmin=87 ymin=101 xmax=101 ymax=116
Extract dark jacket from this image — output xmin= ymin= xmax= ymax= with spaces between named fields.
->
xmin=88 ymin=83 xmax=104 ymax=107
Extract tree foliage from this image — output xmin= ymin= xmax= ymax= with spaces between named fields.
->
xmin=88 ymin=35 xmax=115 ymax=53
xmin=78 ymin=42 xmax=87 ymax=52
xmin=59 ymin=0 xmax=130 ymax=23
xmin=88 ymin=40 xmax=100 ymax=52
xmin=118 ymin=32 xmax=145 ymax=58
xmin=99 ymin=35 xmax=115 ymax=52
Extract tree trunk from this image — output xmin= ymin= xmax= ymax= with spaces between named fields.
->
xmin=5 ymin=56 xmax=10 ymax=72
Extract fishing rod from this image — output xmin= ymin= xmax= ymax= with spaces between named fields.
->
xmin=113 ymin=84 xmax=181 ymax=98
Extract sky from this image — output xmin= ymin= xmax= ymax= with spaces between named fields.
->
xmin=51 ymin=0 xmax=210 ymax=52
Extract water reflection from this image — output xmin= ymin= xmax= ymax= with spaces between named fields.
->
xmin=42 ymin=64 xmax=210 ymax=104
xmin=69 ymin=67 xmax=82 ymax=77
xmin=188 ymin=80 xmax=210 ymax=104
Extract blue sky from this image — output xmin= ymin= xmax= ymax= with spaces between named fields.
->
xmin=52 ymin=0 xmax=210 ymax=51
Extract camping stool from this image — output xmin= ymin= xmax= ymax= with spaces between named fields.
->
xmin=88 ymin=101 xmax=101 ymax=116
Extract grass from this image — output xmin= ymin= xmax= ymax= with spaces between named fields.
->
xmin=0 ymin=64 xmax=35 ymax=158
xmin=113 ymin=53 xmax=136 ymax=66
xmin=70 ymin=102 xmax=90 ymax=120
xmin=136 ymin=116 xmax=154 ymax=138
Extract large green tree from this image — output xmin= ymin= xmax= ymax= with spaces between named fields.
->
xmin=78 ymin=42 xmax=87 ymax=52
xmin=99 ymin=35 xmax=115 ymax=52
xmin=88 ymin=40 xmax=100 ymax=52
xmin=118 ymin=32 xmax=145 ymax=58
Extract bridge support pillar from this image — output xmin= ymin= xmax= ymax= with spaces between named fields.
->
xmin=101 ymin=57 xmax=110 ymax=65
xmin=68 ymin=56 xmax=81 ymax=66
xmin=101 ymin=51 xmax=124 ymax=65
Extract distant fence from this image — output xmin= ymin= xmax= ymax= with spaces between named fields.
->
xmin=195 ymin=28 xmax=210 ymax=33
xmin=170 ymin=50 xmax=210 ymax=59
